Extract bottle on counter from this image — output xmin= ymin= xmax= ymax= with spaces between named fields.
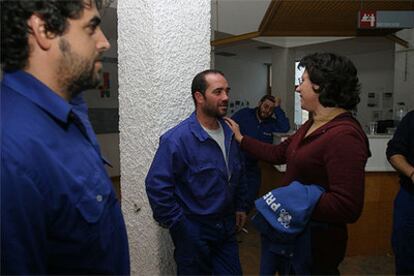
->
xmin=394 ymin=102 xmax=407 ymax=126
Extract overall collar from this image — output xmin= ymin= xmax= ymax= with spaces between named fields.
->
xmin=189 ymin=112 xmax=233 ymax=142
xmin=2 ymin=70 xmax=72 ymax=123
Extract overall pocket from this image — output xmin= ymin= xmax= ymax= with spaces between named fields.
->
xmin=75 ymin=173 xmax=111 ymax=224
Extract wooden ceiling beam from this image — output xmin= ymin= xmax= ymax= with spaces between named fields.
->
xmin=258 ymin=0 xmax=281 ymax=34
xmin=211 ymin=31 xmax=260 ymax=47
xmin=386 ymin=34 xmax=409 ymax=48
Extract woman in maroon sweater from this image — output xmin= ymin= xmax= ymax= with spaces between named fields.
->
xmin=226 ymin=53 xmax=370 ymax=275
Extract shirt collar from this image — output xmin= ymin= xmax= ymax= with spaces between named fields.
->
xmin=2 ymin=70 xmax=73 ymax=123
xmin=189 ymin=111 xmax=233 ymax=142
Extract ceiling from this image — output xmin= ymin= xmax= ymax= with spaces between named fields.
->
xmin=259 ymin=0 xmax=414 ymax=37
xmin=212 ymin=0 xmax=414 ymax=48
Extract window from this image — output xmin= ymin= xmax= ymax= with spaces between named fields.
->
xmin=294 ymin=61 xmax=308 ymax=128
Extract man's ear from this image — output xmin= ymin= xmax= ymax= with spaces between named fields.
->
xmin=194 ymin=91 xmax=205 ymax=105
xmin=27 ymin=14 xmax=54 ymax=50
xmin=312 ymin=84 xmax=320 ymax=90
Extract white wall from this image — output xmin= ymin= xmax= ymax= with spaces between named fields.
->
xmin=272 ymin=47 xmax=296 ymax=127
xmin=394 ymin=28 xmax=414 ymax=113
xmin=215 ymin=55 xmax=267 ymax=115
xmin=118 ymin=0 xmax=210 ymax=274
xmin=350 ymin=49 xmax=395 ymax=129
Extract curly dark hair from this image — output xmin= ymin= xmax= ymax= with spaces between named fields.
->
xmin=1 ymin=0 xmax=103 ymax=72
xmin=298 ymin=52 xmax=361 ymax=110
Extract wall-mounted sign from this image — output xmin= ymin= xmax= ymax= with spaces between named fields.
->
xmin=358 ymin=11 xmax=414 ymax=29
xmin=359 ymin=10 xmax=376 ymax=28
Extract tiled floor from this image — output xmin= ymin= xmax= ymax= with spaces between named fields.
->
xmin=238 ymin=222 xmax=395 ymax=275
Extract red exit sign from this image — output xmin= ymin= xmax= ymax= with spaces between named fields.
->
xmin=359 ymin=10 xmax=376 ymax=28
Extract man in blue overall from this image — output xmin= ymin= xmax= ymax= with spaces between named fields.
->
xmin=386 ymin=110 xmax=414 ymax=275
xmin=232 ymin=95 xmax=290 ymax=211
xmin=146 ymin=69 xmax=248 ymax=275
xmin=1 ymin=1 xmax=129 ymax=274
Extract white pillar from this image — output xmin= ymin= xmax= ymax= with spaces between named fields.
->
xmin=118 ymin=1 xmax=211 ymax=274
xmin=271 ymin=47 xmax=296 ymax=127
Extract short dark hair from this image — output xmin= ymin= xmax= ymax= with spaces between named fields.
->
xmin=191 ymin=69 xmax=225 ymax=104
xmin=298 ymin=52 xmax=361 ymax=110
xmin=259 ymin=95 xmax=275 ymax=103
xmin=1 ymin=0 xmax=104 ymax=72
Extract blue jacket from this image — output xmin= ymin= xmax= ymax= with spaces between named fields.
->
xmin=252 ymin=182 xmax=325 ymax=275
xmin=232 ymin=107 xmax=290 ymax=145
xmin=145 ymin=112 xmax=248 ymax=228
xmin=253 ymin=181 xmax=325 ymax=242
xmin=232 ymin=107 xmax=290 ymax=167
xmin=386 ymin=110 xmax=414 ymax=194
xmin=1 ymin=71 xmax=130 ymax=274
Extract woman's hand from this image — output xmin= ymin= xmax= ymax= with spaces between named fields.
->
xmin=224 ymin=117 xmax=243 ymax=143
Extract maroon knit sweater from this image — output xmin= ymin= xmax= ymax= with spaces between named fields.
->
xmin=241 ymin=112 xmax=370 ymax=272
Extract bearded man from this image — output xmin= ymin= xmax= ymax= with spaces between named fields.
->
xmin=1 ymin=1 xmax=129 ymax=274
xmin=145 ymin=69 xmax=248 ymax=275
xmin=232 ymin=95 xmax=290 ymax=212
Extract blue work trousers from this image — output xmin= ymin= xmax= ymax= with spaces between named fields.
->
xmin=259 ymin=235 xmax=292 ymax=276
xmin=392 ymin=187 xmax=414 ymax=275
xmin=259 ymin=231 xmax=312 ymax=276
xmin=169 ymin=215 xmax=242 ymax=275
